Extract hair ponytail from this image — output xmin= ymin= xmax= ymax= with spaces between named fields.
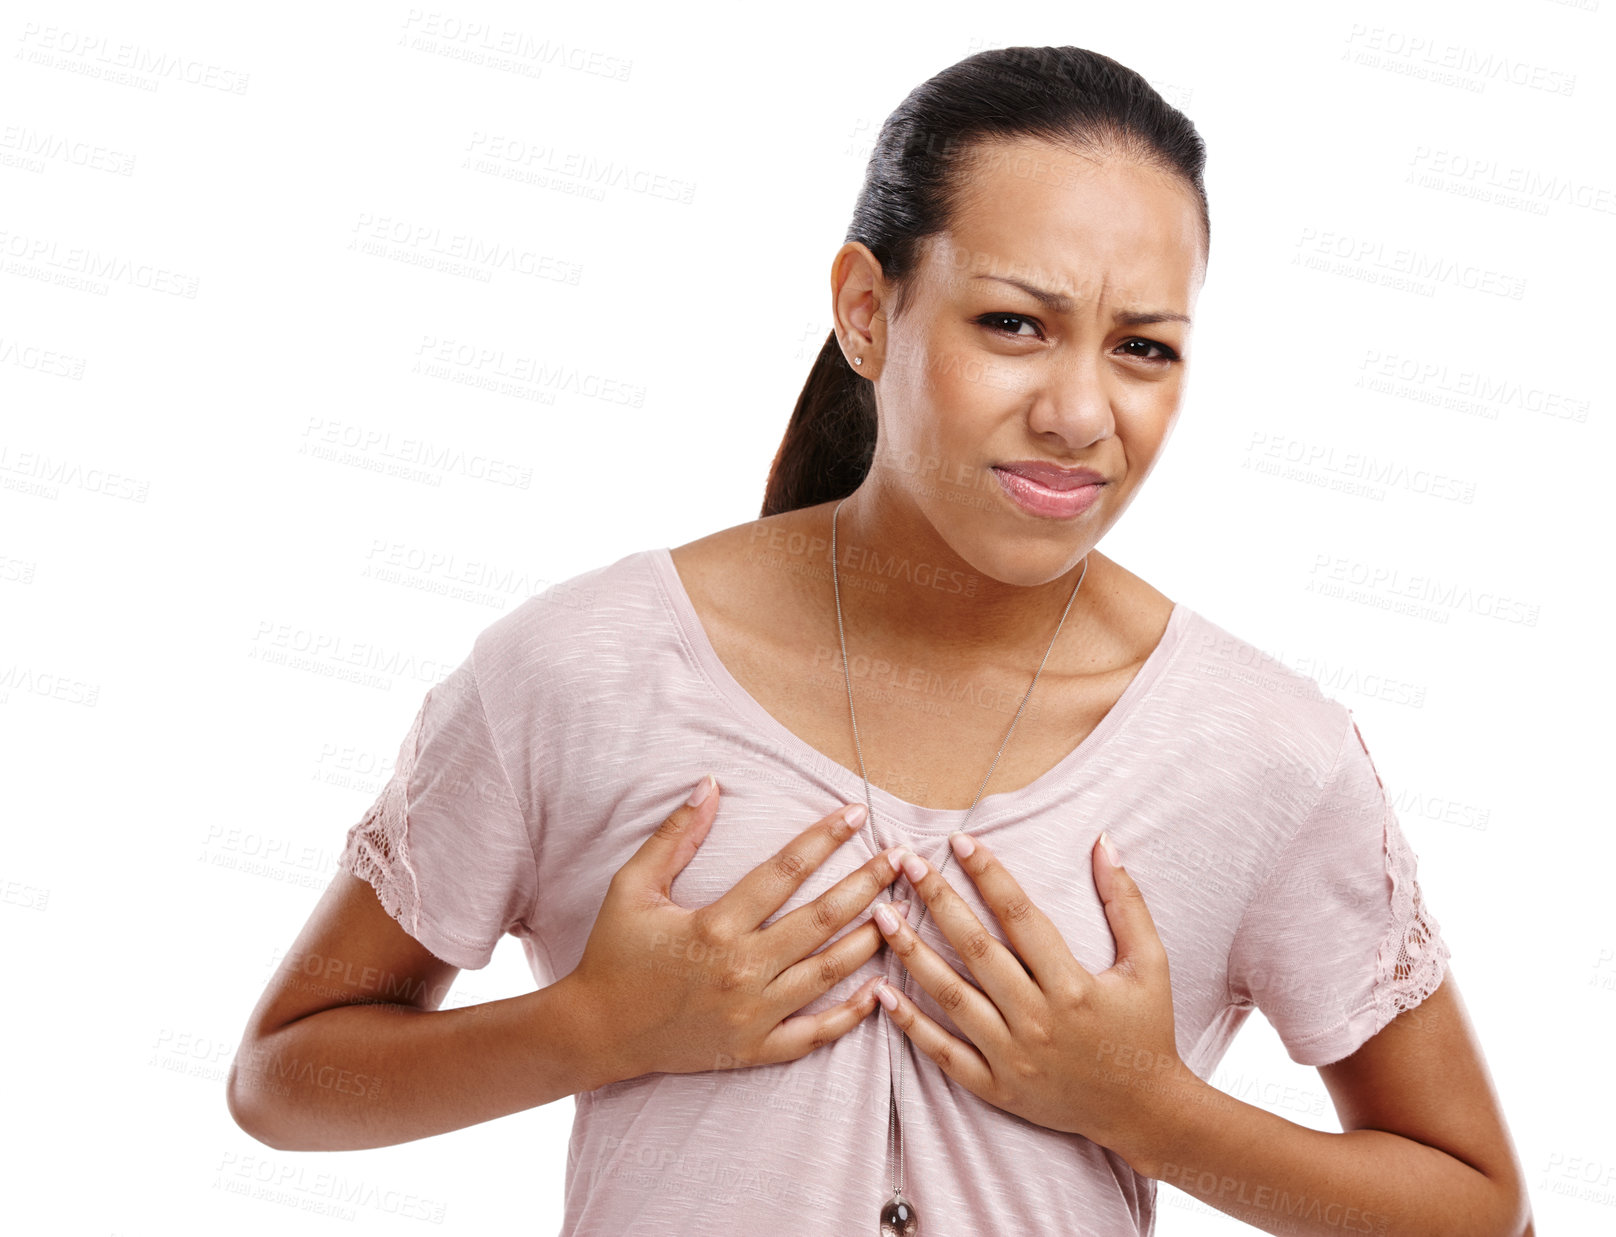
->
xmin=760 ymin=329 xmax=876 ymax=517
xmin=759 ymin=45 xmax=1209 ymax=519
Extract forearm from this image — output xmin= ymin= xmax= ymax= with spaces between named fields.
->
xmin=227 ymin=974 xmax=614 ymax=1151
xmin=1117 ymin=1067 xmax=1525 ymax=1237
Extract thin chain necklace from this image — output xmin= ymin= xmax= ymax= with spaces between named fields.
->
xmin=830 ymin=497 xmax=1088 ymax=1236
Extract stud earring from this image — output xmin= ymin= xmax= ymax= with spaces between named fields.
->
xmin=853 ymin=356 xmax=863 ymax=366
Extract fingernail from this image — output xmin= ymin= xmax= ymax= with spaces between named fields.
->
xmin=843 ymin=803 xmax=868 ymax=828
xmin=891 ymin=899 xmax=911 ymax=916
xmin=873 ymin=903 xmax=899 ymax=933
xmin=886 ymin=846 xmax=908 ymax=874
xmin=1099 ymin=830 xmax=1121 ymax=867
xmin=900 ymin=850 xmax=927 ymax=884
xmin=875 ymin=981 xmax=898 ymax=1011
xmin=687 ymin=773 xmax=715 ymax=806
xmin=950 ymin=831 xmax=976 ymax=859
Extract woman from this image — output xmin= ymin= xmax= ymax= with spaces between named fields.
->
xmin=227 ymin=46 xmax=1532 ymax=1235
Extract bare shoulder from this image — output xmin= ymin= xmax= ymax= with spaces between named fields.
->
xmin=669 ymin=503 xmax=830 ymax=566
xmin=1083 ymin=549 xmax=1178 ymax=667
xmin=667 ymin=503 xmax=833 ymax=622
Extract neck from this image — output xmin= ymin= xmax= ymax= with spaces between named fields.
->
xmin=829 ymin=475 xmax=1106 ymax=668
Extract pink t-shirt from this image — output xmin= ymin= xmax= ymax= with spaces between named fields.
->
xmin=340 ymin=545 xmax=1450 ymax=1235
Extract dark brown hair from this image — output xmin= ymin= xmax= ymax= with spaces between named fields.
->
xmin=760 ymin=46 xmax=1209 ymax=518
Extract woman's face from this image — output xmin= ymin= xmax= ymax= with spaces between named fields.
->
xmin=844 ymin=135 xmax=1207 ymax=585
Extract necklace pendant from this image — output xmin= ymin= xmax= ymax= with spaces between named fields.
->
xmin=880 ymin=1190 xmax=917 ymax=1236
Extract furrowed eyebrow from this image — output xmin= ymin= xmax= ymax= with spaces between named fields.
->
xmin=1115 ymin=308 xmax=1192 ymax=326
xmin=971 ymin=274 xmax=1191 ymax=326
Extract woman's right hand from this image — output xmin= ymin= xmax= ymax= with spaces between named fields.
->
xmin=556 ymin=774 xmax=905 ymax=1083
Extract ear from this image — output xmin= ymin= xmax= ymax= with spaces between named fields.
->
xmin=830 ymin=241 xmax=888 ymax=378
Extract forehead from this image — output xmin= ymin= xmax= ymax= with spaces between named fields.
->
xmin=924 ymin=136 xmax=1204 ymax=310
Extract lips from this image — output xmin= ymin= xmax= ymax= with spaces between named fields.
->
xmin=991 ymin=461 xmax=1105 ymax=490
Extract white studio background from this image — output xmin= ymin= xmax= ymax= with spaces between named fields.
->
xmin=2 ymin=1 xmax=1611 ymax=1232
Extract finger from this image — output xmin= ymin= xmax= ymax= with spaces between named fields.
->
xmin=873 ymin=978 xmax=995 ymax=1095
xmin=1092 ymin=832 xmax=1169 ymax=982
xmin=757 ymin=974 xmax=886 ymax=1066
xmin=759 ymin=844 xmax=903 ymax=963
xmin=943 ymin=832 xmax=1082 ymax=995
xmin=613 ymin=773 xmax=721 ymax=902
xmin=871 ymin=891 xmax=1005 ymax=1044
xmin=767 ymin=916 xmax=888 ymax=1013
xmin=706 ymin=803 xmax=870 ymax=934
xmin=890 ymin=846 xmax=1041 ymax=1016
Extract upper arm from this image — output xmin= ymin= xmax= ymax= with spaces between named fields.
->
xmin=237 ymin=635 xmax=537 ymax=1048
xmin=238 ymin=870 xmax=460 ymax=1045
xmin=1317 ymin=971 xmax=1532 ymax=1234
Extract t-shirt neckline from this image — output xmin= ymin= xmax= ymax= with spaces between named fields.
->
xmin=650 ymin=544 xmax=1188 ymax=835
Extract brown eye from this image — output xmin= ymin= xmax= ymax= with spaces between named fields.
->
xmin=976 ymin=313 xmax=1042 ymax=338
xmin=1117 ymin=337 xmax=1180 ymax=363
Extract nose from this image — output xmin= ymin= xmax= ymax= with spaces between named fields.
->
xmin=1024 ymin=347 xmax=1113 ymax=450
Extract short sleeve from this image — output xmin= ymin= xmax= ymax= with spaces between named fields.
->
xmin=338 ymin=640 xmax=538 ymax=970
xmin=1227 ymin=708 xmax=1452 ymax=1066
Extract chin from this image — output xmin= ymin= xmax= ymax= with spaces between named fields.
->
xmin=947 ymin=527 xmax=1099 ymax=591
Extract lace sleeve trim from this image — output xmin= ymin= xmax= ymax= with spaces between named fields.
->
xmin=1352 ymin=714 xmax=1452 ymax=1022
xmin=339 ymin=702 xmax=428 ymax=936
xmin=1375 ymin=805 xmax=1452 ymax=1023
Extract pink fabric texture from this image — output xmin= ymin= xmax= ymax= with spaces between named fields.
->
xmin=339 ymin=546 xmax=1451 ymax=1235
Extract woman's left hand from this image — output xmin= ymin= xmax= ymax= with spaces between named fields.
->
xmin=871 ymin=830 xmax=1191 ymax=1164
